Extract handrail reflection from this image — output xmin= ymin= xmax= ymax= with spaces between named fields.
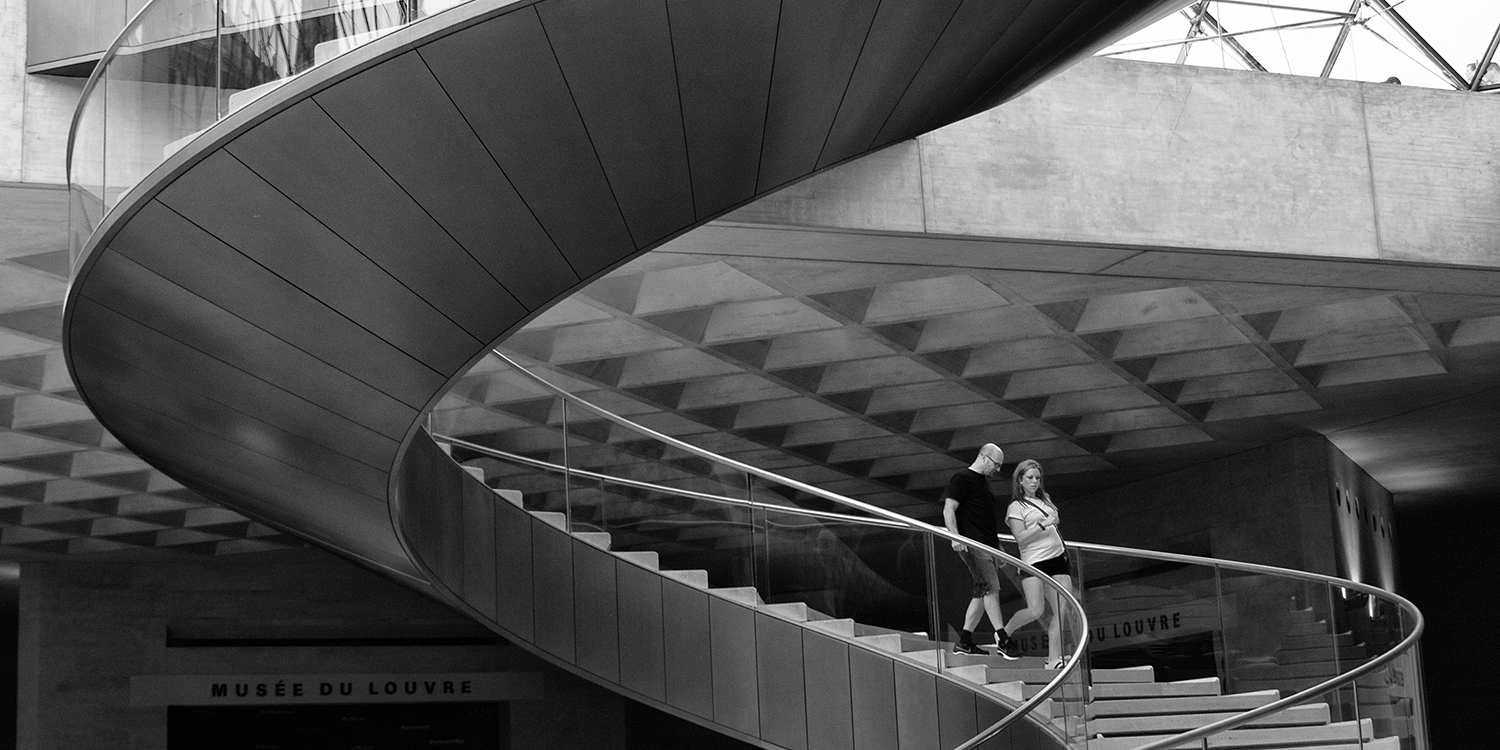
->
xmin=485 ymin=350 xmax=1089 ymax=750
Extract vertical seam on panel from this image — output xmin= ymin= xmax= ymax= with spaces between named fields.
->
xmin=755 ymin=0 xmax=786 ymax=193
xmin=533 ymin=6 xmax=643 ymax=250
xmin=662 ymin=0 xmax=698 ymax=220
xmin=814 ymin=0 xmax=886 ymax=168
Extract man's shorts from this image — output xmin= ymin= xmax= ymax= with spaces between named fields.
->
xmin=959 ymin=546 xmax=1002 ymax=598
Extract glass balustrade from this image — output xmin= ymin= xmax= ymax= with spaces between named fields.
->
xmin=429 ymin=349 xmax=1424 ymax=750
xmin=67 ymin=0 xmax=482 ymax=265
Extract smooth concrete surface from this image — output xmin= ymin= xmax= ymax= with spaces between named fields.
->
xmin=731 ymin=56 xmax=1500 ymax=270
xmin=3 ymin=0 xmax=81 ymax=184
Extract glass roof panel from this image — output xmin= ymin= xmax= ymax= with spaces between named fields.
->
xmin=1102 ymin=0 xmax=1500 ymax=91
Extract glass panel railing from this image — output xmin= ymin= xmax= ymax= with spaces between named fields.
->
xmin=436 ymin=351 xmax=1092 ymax=750
xmin=67 ymin=0 xmax=482 ymax=262
xmin=431 ymin=350 xmax=1423 ymax=750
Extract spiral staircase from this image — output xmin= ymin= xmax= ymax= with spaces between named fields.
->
xmin=61 ymin=1 xmax=1424 ymax=749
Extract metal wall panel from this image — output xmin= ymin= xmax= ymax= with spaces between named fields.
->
xmin=662 ymin=580 xmax=713 ymax=719
xmin=157 ymin=152 xmax=481 ymax=375
xmin=493 ymin=497 xmax=535 ymax=641
xmin=756 ymin=614 xmax=807 ymax=750
xmin=974 ymin=698 xmax=1011 ymax=750
xmin=69 ymin=292 xmax=399 ymax=471
xmin=225 ymin=100 xmax=526 ymax=341
xmin=873 ymin=0 xmax=1029 ymax=147
xmin=616 ymin=561 xmax=666 ymax=702
xmin=530 ymin=518 xmax=575 ymax=662
xmin=665 ymin=0 xmax=778 ymax=218
xmin=803 ymin=631 xmax=854 ymax=750
xmin=105 ymin=200 xmax=445 ymax=408
xmin=757 ymin=0 xmax=881 ymax=193
xmin=419 ymin=9 xmax=635 ymax=278
xmin=817 ymin=0 xmax=966 ymax=167
xmin=461 ymin=479 xmax=498 ymax=620
xmin=314 ymin=52 xmax=578 ymax=311
xmin=572 ymin=542 xmax=621 ymax=682
xmin=537 ymin=0 xmax=693 ymax=247
xmin=849 ymin=647 xmax=897 ymax=750
xmin=936 ymin=678 xmax=978 ymax=750
xmin=709 ymin=596 xmax=759 ymax=736
xmin=893 ymin=662 xmax=939 ymax=750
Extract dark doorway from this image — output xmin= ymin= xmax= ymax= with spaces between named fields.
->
xmin=169 ymin=702 xmax=504 ymax=749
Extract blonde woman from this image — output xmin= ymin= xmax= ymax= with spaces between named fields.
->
xmin=994 ymin=459 xmax=1074 ymax=668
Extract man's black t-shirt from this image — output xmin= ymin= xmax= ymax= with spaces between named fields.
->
xmin=943 ymin=469 xmax=998 ymax=543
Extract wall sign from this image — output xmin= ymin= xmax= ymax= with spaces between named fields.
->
xmin=130 ymin=672 xmax=543 ymax=706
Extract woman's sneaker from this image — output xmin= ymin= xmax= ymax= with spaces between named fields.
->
xmin=993 ymin=634 xmax=1021 ymax=660
xmin=952 ymin=641 xmax=989 ymax=656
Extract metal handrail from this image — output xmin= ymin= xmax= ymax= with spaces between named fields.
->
xmin=486 ymin=349 xmax=1089 ymax=750
xmin=482 ymin=349 xmax=1423 ymax=750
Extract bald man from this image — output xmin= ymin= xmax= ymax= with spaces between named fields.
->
xmin=942 ymin=443 xmax=1018 ymax=658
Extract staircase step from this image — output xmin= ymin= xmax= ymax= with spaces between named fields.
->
xmin=1282 ymin=631 xmax=1356 ymax=649
xmin=807 ymin=618 xmax=856 ymax=637
xmin=462 ymin=465 xmax=486 ymax=481
xmin=615 ymin=550 xmax=659 ymax=569
xmin=1091 ymin=703 xmax=1329 ymax=736
xmin=984 ymin=665 xmax=1075 ymax=684
xmin=1233 ymin=659 xmax=1370 ymax=679
xmin=493 ymin=488 xmax=524 ymax=508
xmin=659 ymin=569 xmax=708 ymax=589
xmin=854 ymin=634 xmax=905 ymax=654
xmin=903 ymin=649 xmax=942 ymax=669
xmin=1276 ymin=644 xmax=1367 ymax=663
xmin=762 ymin=602 xmax=810 ymax=622
xmin=1286 ymin=620 xmax=1335 ymax=637
xmin=1087 ymin=690 xmax=1279 ymax=718
xmin=1092 ymin=677 xmax=1221 ymax=700
xmin=1090 ymin=718 xmax=1371 ymax=750
xmin=944 ymin=664 xmax=991 ymax=685
xmin=710 ymin=587 xmax=764 ymax=607
xmin=1093 ymin=665 xmax=1156 ymax=683
xmin=534 ymin=511 xmax=567 ymax=531
xmin=574 ymin=532 xmax=611 ymax=550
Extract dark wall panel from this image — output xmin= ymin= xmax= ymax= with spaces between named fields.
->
xmin=849 ymin=647 xmax=897 ymax=750
xmin=419 ymin=10 xmax=635 ymax=279
xmin=313 ymin=52 xmax=579 ymax=310
xmin=461 ymin=479 xmax=498 ymax=620
xmin=70 ymin=294 xmax=398 ymax=472
xmin=537 ymin=0 xmax=694 ymax=246
xmin=106 ymin=201 xmax=445 ymax=408
xmin=757 ymin=0 xmax=882 ymax=193
xmin=224 ymin=99 xmax=526 ymax=340
xmin=493 ymin=498 xmax=535 ymax=640
xmin=68 ymin=343 xmax=388 ymax=500
xmin=662 ymin=581 xmax=713 ymax=719
xmin=709 ymin=597 xmax=759 ymax=736
xmin=874 ymin=0 xmax=1030 ymax=147
xmin=617 ymin=561 xmax=666 ymax=702
xmin=893 ymin=663 xmax=939 ymax=750
xmin=803 ymin=631 xmax=854 ymax=750
xmin=157 ymin=152 xmax=481 ymax=374
xmin=573 ymin=543 xmax=621 ymax=682
xmin=666 ymin=0 xmax=778 ymax=218
xmin=755 ymin=614 xmax=807 ymax=750
xmin=531 ymin=520 xmax=576 ymax=661
xmin=936 ymin=679 xmax=978 ymax=750
xmin=818 ymin=0 xmax=966 ymax=167
xmin=974 ymin=698 xmax=1010 ymax=750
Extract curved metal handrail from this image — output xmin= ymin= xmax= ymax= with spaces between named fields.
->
xmin=484 ymin=350 xmax=1423 ymax=750
xmin=487 ymin=349 xmax=1089 ymax=750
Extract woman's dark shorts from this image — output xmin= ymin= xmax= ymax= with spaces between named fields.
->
xmin=1029 ymin=554 xmax=1071 ymax=579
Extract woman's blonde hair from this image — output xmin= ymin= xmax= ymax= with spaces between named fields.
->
xmin=1011 ymin=459 xmax=1051 ymax=504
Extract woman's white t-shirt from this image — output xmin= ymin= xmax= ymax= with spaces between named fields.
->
xmin=1006 ymin=497 xmax=1065 ymax=564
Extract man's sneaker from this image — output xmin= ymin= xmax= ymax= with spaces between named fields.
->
xmin=993 ymin=634 xmax=1021 ymax=660
xmin=952 ymin=641 xmax=989 ymax=656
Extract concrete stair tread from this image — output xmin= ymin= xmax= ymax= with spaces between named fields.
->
xmin=493 ymin=488 xmax=524 ymax=508
xmin=761 ymin=601 xmax=810 ymax=622
xmin=806 ymin=618 xmax=856 ymax=636
xmin=710 ymin=586 xmax=764 ymax=607
xmin=1091 ymin=704 xmax=1329 ymax=735
xmin=1088 ymin=690 xmax=1280 ymax=718
xmin=533 ymin=511 xmax=567 ymax=531
xmin=658 ymin=569 xmax=708 ymax=588
xmin=1091 ymin=677 xmax=1222 ymax=700
xmin=614 ymin=550 xmax=659 ymax=569
xmin=574 ymin=531 xmax=611 ymax=550
xmin=1090 ymin=718 xmax=1373 ymax=749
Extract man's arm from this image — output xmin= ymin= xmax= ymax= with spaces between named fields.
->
xmin=943 ymin=498 xmax=966 ymax=552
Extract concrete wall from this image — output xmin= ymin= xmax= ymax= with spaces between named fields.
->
xmin=17 ymin=548 xmax=740 ymax=750
xmin=732 ymin=56 xmax=1500 ymax=270
xmin=2 ymin=0 xmax=83 ymax=185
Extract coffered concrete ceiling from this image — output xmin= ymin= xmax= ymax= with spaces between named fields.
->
xmin=438 ymin=221 xmax=1500 ymax=523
